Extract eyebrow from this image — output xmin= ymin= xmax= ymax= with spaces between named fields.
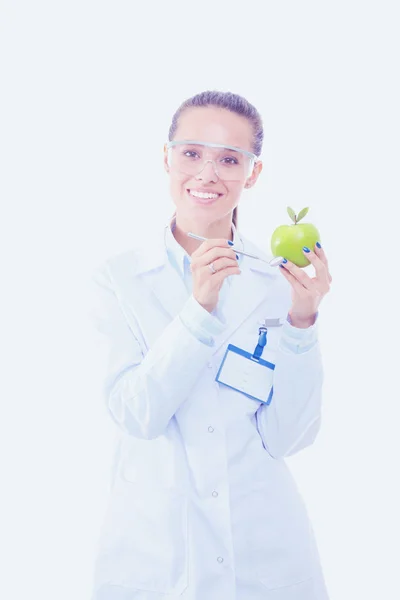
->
xmin=182 ymin=141 xmax=243 ymax=154
xmin=223 ymin=147 xmax=240 ymax=153
xmin=209 ymin=145 xmax=241 ymax=154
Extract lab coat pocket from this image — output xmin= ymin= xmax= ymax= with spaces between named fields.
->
xmin=120 ymin=433 xmax=189 ymax=493
xmin=95 ymin=477 xmax=189 ymax=595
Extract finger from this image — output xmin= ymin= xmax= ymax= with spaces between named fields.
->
xmin=198 ymin=247 xmax=238 ymax=268
xmin=313 ymin=244 xmax=332 ymax=283
xmin=192 ymin=238 xmax=233 ymax=259
xmin=204 ymin=255 xmax=238 ymax=274
xmin=302 ymin=247 xmax=329 ymax=283
xmin=279 ymin=263 xmax=308 ymax=295
xmin=281 ymin=260 xmax=316 ymax=291
xmin=215 ymin=265 xmax=242 ymax=286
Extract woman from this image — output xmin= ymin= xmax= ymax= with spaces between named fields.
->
xmin=90 ymin=90 xmax=332 ymax=600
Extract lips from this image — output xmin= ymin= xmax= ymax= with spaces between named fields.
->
xmin=187 ymin=188 xmax=223 ymax=196
xmin=186 ymin=189 xmax=222 ymax=205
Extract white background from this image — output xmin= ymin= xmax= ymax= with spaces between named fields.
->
xmin=1 ymin=1 xmax=399 ymax=598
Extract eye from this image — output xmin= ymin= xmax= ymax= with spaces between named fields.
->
xmin=183 ymin=150 xmax=199 ymax=159
xmin=222 ymin=156 xmax=239 ymax=165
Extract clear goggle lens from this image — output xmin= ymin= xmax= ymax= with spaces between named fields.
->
xmin=166 ymin=141 xmax=257 ymax=182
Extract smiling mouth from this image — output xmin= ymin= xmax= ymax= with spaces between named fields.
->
xmin=186 ymin=188 xmax=224 ymax=197
xmin=186 ymin=190 xmax=223 ymax=205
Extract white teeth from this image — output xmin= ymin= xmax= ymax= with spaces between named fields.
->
xmin=189 ymin=190 xmax=219 ymax=199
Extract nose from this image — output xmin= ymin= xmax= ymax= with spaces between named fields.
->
xmin=195 ymin=159 xmax=219 ymax=182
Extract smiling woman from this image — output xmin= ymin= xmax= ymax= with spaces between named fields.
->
xmin=90 ymin=89 xmax=330 ymax=600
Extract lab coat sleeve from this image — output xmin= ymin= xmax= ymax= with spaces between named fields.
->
xmin=255 ymin=318 xmax=324 ymax=459
xmin=90 ymin=264 xmax=228 ymax=440
xmin=179 ymin=294 xmax=228 ymax=345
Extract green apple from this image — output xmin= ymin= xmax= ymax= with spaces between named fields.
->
xmin=271 ymin=206 xmax=321 ymax=268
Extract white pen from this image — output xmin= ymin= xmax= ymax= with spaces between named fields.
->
xmin=187 ymin=232 xmax=285 ymax=267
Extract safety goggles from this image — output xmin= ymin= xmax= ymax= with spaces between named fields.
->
xmin=166 ymin=140 xmax=258 ymax=182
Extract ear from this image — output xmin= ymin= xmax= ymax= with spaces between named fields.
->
xmin=245 ymin=160 xmax=263 ymax=189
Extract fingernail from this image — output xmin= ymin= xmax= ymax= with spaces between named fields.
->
xmin=236 ymin=254 xmax=239 ymax=260
xmin=227 ymin=240 xmax=234 ymax=246
xmin=316 ymin=241 xmax=322 ymax=248
xmin=282 ymin=258 xmax=288 ymax=263
xmin=303 ymin=246 xmax=310 ymax=253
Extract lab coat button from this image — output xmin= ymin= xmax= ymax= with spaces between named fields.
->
xmin=208 ymin=426 xmax=214 ymax=433
xmin=212 ymin=491 xmax=218 ymax=497
xmin=217 ymin=556 xmax=224 ymax=563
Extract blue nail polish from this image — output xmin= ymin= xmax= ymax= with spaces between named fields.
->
xmin=316 ymin=241 xmax=322 ymax=248
xmin=282 ymin=258 xmax=288 ymax=263
xmin=279 ymin=264 xmax=285 ymax=268
xmin=303 ymin=246 xmax=310 ymax=253
xmin=236 ymin=254 xmax=239 ymax=260
xmin=228 ymin=240 xmax=234 ymax=246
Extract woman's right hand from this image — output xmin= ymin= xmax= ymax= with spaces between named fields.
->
xmin=190 ymin=239 xmax=241 ymax=314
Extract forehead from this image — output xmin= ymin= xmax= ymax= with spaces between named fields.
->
xmin=174 ymin=106 xmax=253 ymax=152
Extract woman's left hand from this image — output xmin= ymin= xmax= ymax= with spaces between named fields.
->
xmin=279 ymin=244 xmax=332 ymax=326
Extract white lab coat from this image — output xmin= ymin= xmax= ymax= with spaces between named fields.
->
xmin=89 ymin=220 xmax=329 ymax=600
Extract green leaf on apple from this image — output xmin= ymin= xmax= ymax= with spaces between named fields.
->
xmin=297 ymin=207 xmax=309 ymax=222
xmin=287 ymin=206 xmax=296 ymax=223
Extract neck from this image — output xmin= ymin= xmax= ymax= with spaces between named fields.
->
xmin=172 ymin=213 xmax=234 ymax=256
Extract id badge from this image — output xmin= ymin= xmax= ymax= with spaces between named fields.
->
xmin=215 ymin=344 xmax=275 ymax=404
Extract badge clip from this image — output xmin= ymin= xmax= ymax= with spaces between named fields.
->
xmin=252 ymin=326 xmax=268 ymax=361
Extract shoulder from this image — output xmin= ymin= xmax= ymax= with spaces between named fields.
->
xmin=91 ymin=225 xmax=166 ymax=285
xmin=91 ymin=248 xmax=140 ymax=283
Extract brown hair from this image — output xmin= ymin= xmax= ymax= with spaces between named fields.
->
xmin=168 ymin=90 xmax=264 ymax=229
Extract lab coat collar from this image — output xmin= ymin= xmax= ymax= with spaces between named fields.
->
xmin=133 ymin=214 xmax=279 ymax=355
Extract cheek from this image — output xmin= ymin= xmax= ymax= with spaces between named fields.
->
xmin=168 ymin=177 xmax=188 ymax=206
xmin=221 ymin=183 xmax=242 ymax=203
xmin=169 ymin=176 xmax=183 ymax=193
